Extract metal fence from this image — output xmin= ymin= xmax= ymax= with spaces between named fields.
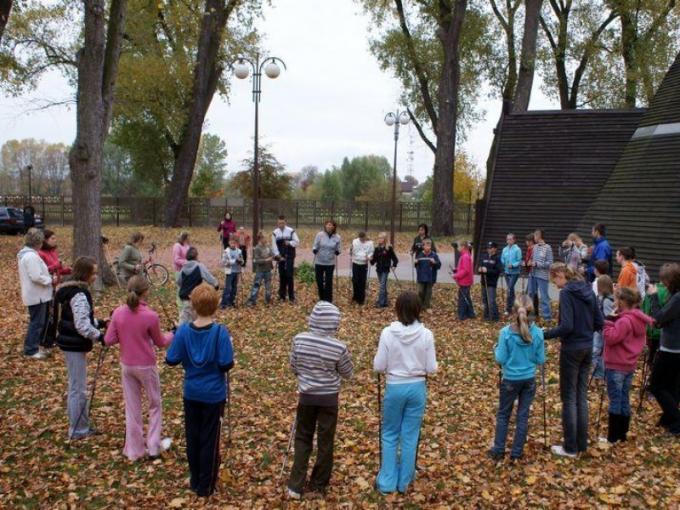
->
xmin=0 ymin=195 xmax=476 ymax=234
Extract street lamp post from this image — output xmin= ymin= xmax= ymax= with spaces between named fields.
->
xmin=232 ymin=54 xmax=286 ymax=239
xmin=384 ymin=110 xmax=410 ymax=245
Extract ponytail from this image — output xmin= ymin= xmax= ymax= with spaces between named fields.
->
xmin=126 ymin=275 xmax=149 ymax=311
xmin=513 ymin=295 xmax=534 ymax=343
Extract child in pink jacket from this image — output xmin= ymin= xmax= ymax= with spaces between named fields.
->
xmin=172 ymin=231 xmax=191 ymax=272
xmin=105 ymin=276 xmax=175 ymax=460
xmin=453 ymin=241 xmax=475 ymax=320
xmin=602 ymin=287 xmax=653 ymax=443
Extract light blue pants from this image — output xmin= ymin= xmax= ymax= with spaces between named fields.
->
xmin=65 ymin=351 xmax=90 ymax=437
xmin=376 ymin=380 xmax=426 ymax=494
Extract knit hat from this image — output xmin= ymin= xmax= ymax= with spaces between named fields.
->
xmin=308 ymin=301 xmax=341 ymax=335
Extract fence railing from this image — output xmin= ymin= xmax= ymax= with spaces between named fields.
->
xmin=0 ymin=195 xmax=476 ymax=234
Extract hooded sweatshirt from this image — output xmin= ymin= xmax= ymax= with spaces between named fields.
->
xmin=454 ymin=249 xmax=473 ymax=287
xmin=495 ymin=323 xmax=545 ymax=381
xmin=290 ymin=301 xmax=353 ymax=405
xmin=603 ymin=309 xmax=653 ymax=372
xmin=18 ymin=246 xmax=53 ymax=306
xmin=650 ymin=291 xmax=680 ymax=352
xmin=166 ymin=322 xmax=234 ymax=404
xmin=373 ymin=321 xmax=437 ymax=384
xmin=176 ymin=260 xmax=218 ymax=300
xmin=545 ymin=279 xmax=604 ymax=351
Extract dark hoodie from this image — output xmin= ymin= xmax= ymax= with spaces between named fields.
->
xmin=545 ymin=279 xmax=604 ymax=351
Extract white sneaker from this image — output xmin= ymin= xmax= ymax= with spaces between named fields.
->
xmin=160 ymin=437 xmax=172 ymax=452
xmin=551 ymin=445 xmax=577 ymax=458
xmin=287 ymin=489 xmax=301 ymax=500
xmin=27 ymin=351 xmax=47 ymax=360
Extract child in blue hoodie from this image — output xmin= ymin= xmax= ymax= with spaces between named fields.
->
xmin=414 ymin=239 xmax=441 ymax=310
xmin=489 ymin=295 xmax=545 ymax=460
xmin=166 ymin=283 xmax=234 ymax=497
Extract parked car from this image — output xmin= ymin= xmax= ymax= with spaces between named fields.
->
xmin=0 ymin=207 xmax=44 ymax=235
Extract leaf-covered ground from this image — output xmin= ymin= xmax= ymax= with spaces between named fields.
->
xmin=1 ymin=228 xmax=679 ymax=509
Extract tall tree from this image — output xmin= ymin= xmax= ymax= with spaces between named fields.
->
xmin=513 ymin=0 xmax=543 ymax=111
xmin=0 ymin=0 xmax=12 ymax=46
xmin=190 ymin=133 xmax=228 ymax=197
xmin=163 ymin=0 xmax=245 ymax=226
xmin=69 ymin=0 xmax=127 ymax=284
xmin=229 ymin=146 xmax=292 ymax=200
xmin=489 ymin=0 xmax=522 ymax=102
xmin=363 ymin=0 xmax=485 ymax=235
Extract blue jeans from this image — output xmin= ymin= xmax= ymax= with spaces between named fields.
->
xmin=248 ymin=271 xmax=272 ymax=304
xmin=25 ymin=301 xmax=50 ymax=355
xmin=534 ymin=277 xmax=552 ymax=320
xmin=221 ymin=273 xmax=239 ymax=307
xmin=377 ymin=381 xmax=426 ymax=494
xmin=504 ymin=273 xmax=519 ymax=313
xmin=376 ymin=271 xmax=389 ymax=307
xmin=482 ymin=285 xmax=499 ymax=321
xmin=491 ymin=378 xmax=536 ymax=458
xmin=560 ymin=348 xmax=592 ymax=454
xmin=606 ymin=369 xmax=634 ymax=416
xmin=457 ymin=286 xmax=475 ymax=320
xmin=592 ymin=332 xmax=605 ymax=379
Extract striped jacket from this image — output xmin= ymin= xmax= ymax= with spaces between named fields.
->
xmin=531 ymin=242 xmax=554 ymax=281
xmin=289 ymin=301 xmax=353 ymax=396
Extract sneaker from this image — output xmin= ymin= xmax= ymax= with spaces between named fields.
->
xmin=160 ymin=437 xmax=172 ymax=451
xmin=286 ymin=488 xmax=301 ymax=500
xmin=26 ymin=351 xmax=47 ymax=360
xmin=487 ymin=449 xmax=504 ymax=461
xmin=551 ymin=445 xmax=577 ymax=458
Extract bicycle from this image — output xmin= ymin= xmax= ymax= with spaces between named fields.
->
xmin=142 ymin=243 xmax=169 ymax=286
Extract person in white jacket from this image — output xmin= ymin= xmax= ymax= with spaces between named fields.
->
xmin=350 ymin=231 xmax=374 ymax=305
xmin=17 ymin=228 xmax=55 ymax=359
xmin=373 ymin=291 xmax=437 ymax=495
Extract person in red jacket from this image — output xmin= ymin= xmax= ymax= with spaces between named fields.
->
xmin=39 ymin=229 xmax=72 ymax=284
xmin=217 ymin=211 xmax=237 ymax=250
xmin=454 ymin=241 xmax=475 ymax=320
xmin=602 ymin=287 xmax=653 ymax=443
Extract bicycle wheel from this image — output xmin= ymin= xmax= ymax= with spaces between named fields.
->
xmin=145 ymin=263 xmax=169 ymax=286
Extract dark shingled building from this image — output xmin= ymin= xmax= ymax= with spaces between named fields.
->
xmin=476 ymin=52 xmax=680 ymax=276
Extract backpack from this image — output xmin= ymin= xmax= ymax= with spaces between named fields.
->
xmin=634 ymin=261 xmax=649 ymax=300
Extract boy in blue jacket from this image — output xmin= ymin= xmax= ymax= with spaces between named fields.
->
xmin=166 ymin=283 xmax=234 ymax=497
xmin=489 ymin=295 xmax=545 ymax=461
xmin=414 ymin=239 xmax=441 ymax=310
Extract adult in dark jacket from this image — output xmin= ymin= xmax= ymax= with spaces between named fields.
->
xmin=478 ymin=242 xmax=503 ymax=322
xmin=647 ymin=262 xmax=680 ymax=436
xmin=544 ymin=262 xmax=604 ymax=457
xmin=55 ymin=257 xmax=107 ymax=440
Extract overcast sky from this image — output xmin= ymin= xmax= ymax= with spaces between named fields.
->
xmin=0 ymin=0 xmax=556 ymax=184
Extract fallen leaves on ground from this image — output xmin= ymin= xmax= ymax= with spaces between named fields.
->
xmin=1 ymin=228 xmax=679 ymax=508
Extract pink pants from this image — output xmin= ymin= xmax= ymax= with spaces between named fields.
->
xmin=121 ymin=364 xmax=163 ymax=460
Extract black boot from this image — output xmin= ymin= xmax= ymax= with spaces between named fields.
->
xmin=607 ymin=413 xmax=618 ymax=443
xmin=620 ymin=415 xmax=630 ymax=442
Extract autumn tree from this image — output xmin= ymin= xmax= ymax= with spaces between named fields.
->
xmin=190 ymin=133 xmax=228 ymax=197
xmin=0 ymin=0 xmax=13 ymax=46
xmin=0 ymin=139 xmax=70 ymax=195
xmin=363 ymin=0 xmax=492 ymax=235
xmin=228 ymin=146 xmax=292 ymax=200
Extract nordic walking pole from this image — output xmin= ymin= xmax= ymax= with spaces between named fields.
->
xmin=227 ymin=371 xmax=232 ymax=446
xmin=69 ymin=344 xmax=108 ymax=443
xmin=390 ymin=266 xmax=403 ymax=292
xmin=541 ymin=364 xmax=548 ymax=449
xmin=637 ymin=348 xmax=652 ymax=415
xmin=595 ymin=378 xmax=606 ymax=439
xmin=415 ymin=374 xmax=428 ymax=471
xmin=280 ymin=415 xmax=297 ymax=478
xmin=377 ymin=373 xmax=382 ymax=469
xmin=482 ymin=273 xmax=492 ymax=319
xmin=411 ymin=253 xmax=416 ymax=291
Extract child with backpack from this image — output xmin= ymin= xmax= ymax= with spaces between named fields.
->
xmin=414 ymin=239 xmax=441 ymax=311
xmin=177 ymin=247 xmax=219 ymax=324
xmin=602 ymin=287 xmax=653 ymax=442
xmin=287 ymin=301 xmax=353 ymax=500
xmin=166 ymin=283 xmax=234 ymax=497
xmin=374 ymin=291 xmax=437 ymax=494
xmin=220 ymin=235 xmax=244 ymax=309
xmin=370 ymin=232 xmax=399 ymax=308
xmin=247 ymin=232 xmax=274 ymax=306
xmin=488 ymin=295 xmax=545 ymax=461
xmin=592 ymin=275 xmax=616 ymax=381
xmin=105 ymin=276 xmax=174 ymax=460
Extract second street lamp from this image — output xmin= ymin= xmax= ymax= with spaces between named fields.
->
xmin=384 ymin=110 xmax=410 ymax=246
xmin=232 ymin=54 xmax=286 ymax=241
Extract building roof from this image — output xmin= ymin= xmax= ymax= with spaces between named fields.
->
xmin=579 ymin=52 xmax=680 ymax=276
xmin=476 ymin=108 xmax=644 ymax=261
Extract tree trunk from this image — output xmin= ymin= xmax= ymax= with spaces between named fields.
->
xmin=0 ymin=0 xmax=12 ymax=46
xmin=618 ymin=8 xmax=638 ymax=108
xmin=163 ymin=0 xmax=231 ymax=227
xmin=69 ymin=0 xmax=126 ymax=286
xmin=513 ymin=0 xmax=543 ymax=112
xmin=431 ymin=0 xmax=467 ymax=236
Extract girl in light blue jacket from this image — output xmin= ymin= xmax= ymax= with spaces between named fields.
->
xmin=489 ymin=295 xmax=545 ymax=461
xmin=312 ymin=220 xmax=341 ymax=303
xmin=501 ymin=233 xmax=523 ymax=315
